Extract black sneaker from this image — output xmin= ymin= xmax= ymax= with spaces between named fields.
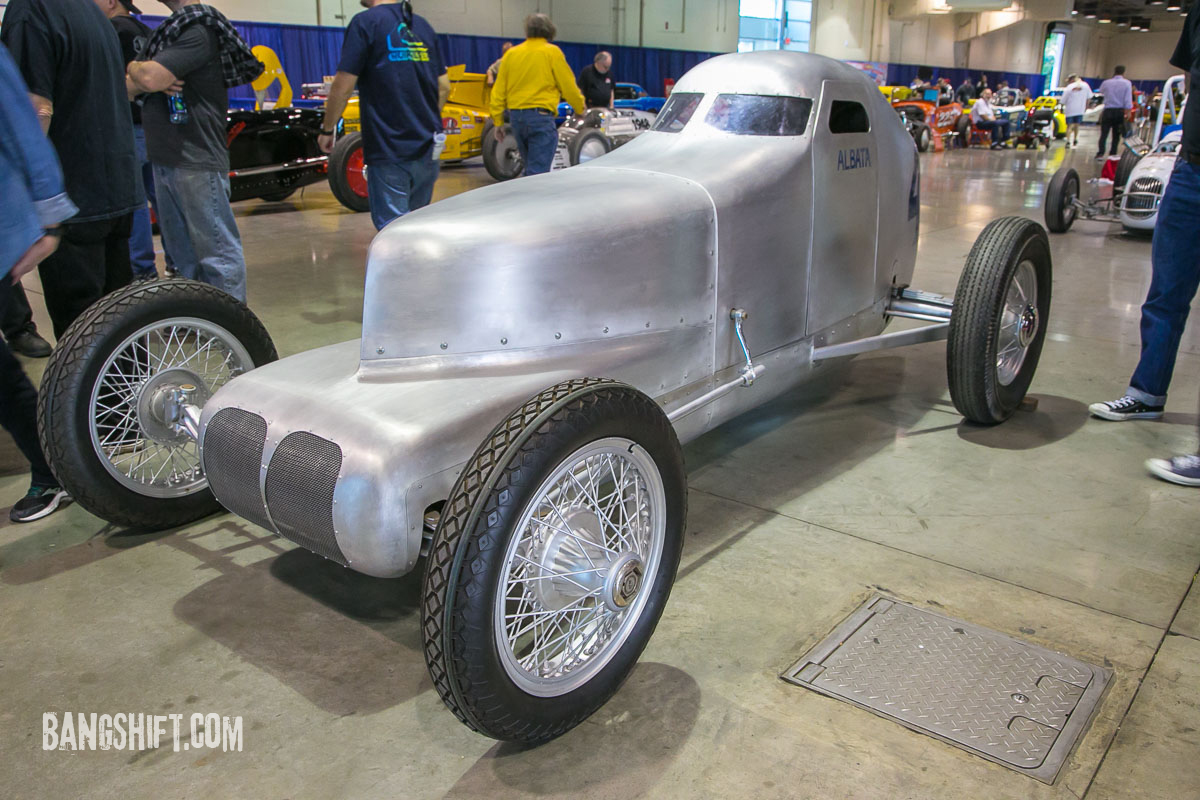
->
xmin=8 ymin=329 xmax=52 ymax=358
xmin=1088 ymin=395 xmax=1165 ymax=421
xmin=1146 ymin=454 xmax=1200 ymax=487
xmin=9 ymin=486 xmax=72 ymax=523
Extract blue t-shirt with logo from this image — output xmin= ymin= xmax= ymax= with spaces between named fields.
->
xmin=337 ymin=6 xmax=445 ymax=164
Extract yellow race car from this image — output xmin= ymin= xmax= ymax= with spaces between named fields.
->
xmin=1026 ymin=95 xmax=1068 ymax=140
xmin=330 ymin=65 xmax=493 ymax=211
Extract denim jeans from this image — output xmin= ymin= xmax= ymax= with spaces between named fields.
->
xmin=152 ymin=165 xmax=247 ymax=302
xmin=367 ymin=155 xmax=439 ymax=231
xmin=128 ymin=126 xmax=157 ymax=278
xmin=509 ymin=108 xmax=559 ymax=176
xmin=1127 ymin=161 xmax=1200 ymax=407
xmin=975 ymin=118 xmax=1010 ymax=144
xmin=0 ymin=278 xmax=56 ymax=488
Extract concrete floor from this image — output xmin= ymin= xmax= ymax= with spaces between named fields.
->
xmin=1 ymin=129 xmax=1198 ymax=799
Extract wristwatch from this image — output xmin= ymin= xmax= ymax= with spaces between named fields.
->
xmin=321 ymin=128 xmax=337 ymax=136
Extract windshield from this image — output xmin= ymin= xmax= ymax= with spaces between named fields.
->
xmin=704 ymin=94 xmax=813 ymax=136
xmin=651 ymin=92 xmax=703 ymax=133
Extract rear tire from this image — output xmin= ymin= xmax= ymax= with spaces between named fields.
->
xmin=38 ymin=279 xmax=277 ymax=529
xmin=1044 ymin=167 xmax=1079 ymax=233
xmin=328 ymin=132 xmax=370 ymax=213
xmin=947 ymin=217 xmax=1052 ymax=425
xmin=568 ymin=127 xmax=612 ymax=165
xmin=954 ymin=114 xmax=970 ymax=147
xmin=481 ymin=120 xmax=523 ymax=181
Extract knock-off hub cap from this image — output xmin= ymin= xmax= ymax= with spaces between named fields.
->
xmin=530 ymin=508 xmax=645 ymax=613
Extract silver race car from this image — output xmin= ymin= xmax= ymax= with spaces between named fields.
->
xmin=39 ymin=51 xmax=1052 ymax=745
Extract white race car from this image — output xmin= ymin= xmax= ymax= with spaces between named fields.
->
xmin=1119 ymin=129 xmax=1184 ymax=231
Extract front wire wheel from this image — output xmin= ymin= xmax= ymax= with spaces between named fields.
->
xmin=422 ymin=379 xmax=686 ymax=744
xmin=496 ymin=438 xmax=667 ymax=696
xmin=88 ymin=318 xmax=254 ymax=498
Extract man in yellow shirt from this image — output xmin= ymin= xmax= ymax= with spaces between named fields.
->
xmin=489 ymin=13 xmax=584 ymax=176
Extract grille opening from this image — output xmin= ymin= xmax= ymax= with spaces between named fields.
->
xmin=1125 ymin=177 xmax=1162 ymax=219
xmin=266 ymin=432 xmax=347 ymax=564
xmin=203 ymin=408 xmax=273 ymax=531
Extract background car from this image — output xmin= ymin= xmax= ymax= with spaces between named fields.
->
xmin=1026 ymin=95 xmax=1068 ymax=140
xmin=891 ymin=95 xmax=965 ymax=151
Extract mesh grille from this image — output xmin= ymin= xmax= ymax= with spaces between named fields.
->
xmin=1125 ymin=177 xmax=1163 ymax=219
xmin=202 ymin=408 xmax=273 ymax=531
xmin=265 ymin=432 xmax=347 ymax=564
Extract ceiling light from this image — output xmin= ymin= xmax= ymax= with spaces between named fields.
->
xmin=1098 ymin=15 xmax=1112 ymax=21
xmin=1085 ymin=11 xmax=1097 ymax=17
xmin=1166 ymin=1 xmax=1180 ymax=9
xmin=1071 ymin=8 xmax=1078 ymax=12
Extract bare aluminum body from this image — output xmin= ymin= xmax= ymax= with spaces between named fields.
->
xmin=197 ymin=51 xmax=920 ymax=578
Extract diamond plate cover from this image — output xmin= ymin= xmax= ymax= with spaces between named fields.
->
xmin=782 ymin=596 xmax=1111 ymax=783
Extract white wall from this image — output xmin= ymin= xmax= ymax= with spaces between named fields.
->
xmin=888 ymin=15 xmax=957 ymax=65
xmin=810 ymin=0 xmax=889 ymax=61
xmin=1108 ymin=30 xmax=1186 ymax=81
xmin=964 ymin=19 xmax=1044 ymax=73
xmin=1061 ymin=21 xmax=1113 ymax=82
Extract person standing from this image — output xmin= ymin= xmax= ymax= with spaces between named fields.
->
xmin=0 ymin=286 xmax=52 ymax=358
xmin=319 ymin=0 xmax=450 ymax=231
xmin=126 ymin=0 xmax=264 ymax=302
xmin=0 ymin=0 xmax=142 ymax=339
xmin=1061 ymin=74 xmax=1092 ymax=149
xmin=486 ymin=41 xmax=513 ymax=86
xmin=94 ymin=0 xmax=158 ymax=281
xmin=955 ymin=77 xmax=975 ymax=105
xmin=1093 ymin=1 xmax=1200 ymax=487
xmin=1095 ymin=65 xmax=1133 ymax=159
xmin=975 ymin=74 xmax=989 ymax=98
xmin=0 ymin=44 xmax=77 ymax=522
xmin=489 ymin=13 xmax=584 ymax=177
xmin=578 ymin=51 xmax=615 ymax=109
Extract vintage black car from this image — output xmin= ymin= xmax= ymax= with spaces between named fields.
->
xmin=226 ymin=106 xmax=328 ymax=203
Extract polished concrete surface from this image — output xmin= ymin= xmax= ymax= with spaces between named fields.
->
xmin=1 ymin=130 xmax=1197 ymax=798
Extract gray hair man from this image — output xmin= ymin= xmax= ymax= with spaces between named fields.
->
xmin=578 ymin=50 xmax=615 ymax=109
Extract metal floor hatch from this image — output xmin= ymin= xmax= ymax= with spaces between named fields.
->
xmin=782 ymin=595 xmax=1111 ymax=783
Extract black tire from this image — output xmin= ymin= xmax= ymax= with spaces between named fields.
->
xmin=421 ymin=378 xmax=686 ymax=744
xmin=1043 ymin=167 xmax=1079 ymax=233
xmin=480 ymin=120 xmax=523 ymax=181
xmin=261 ymin=189 xmax=296 ymax=202
xmin=1113 ymin=147 xmax=1140 ymax=193
xmin=568 ymin=127 xmax=612 ymax=165
xmin=328 ymin=132 xmax=370 ymax=212
xmin=37 ymin=279 xmax=277 ymax=530
xmin=947 ymin=217 xmax=1052 ymax=425
xmin=954 ymin=114 xmax=970 ymax=147
xmin=914 ymin=123 xmax=932 ymax=153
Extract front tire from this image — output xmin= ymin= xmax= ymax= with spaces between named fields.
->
xmin=568 ymin=127 xmax=612 ymax=165
xmin=328 ymin=132 xmax=370 ymax=212
xmin=947 ymin=217 xmax=1052 ymax=424
xmin=1113 ymin=147 xmax=1140 ymax=193
xmin=914 ymin=124 xmax=932 ymax=153
xmin=1044 ymin=167 xmax=1079 ymax=233
xmin=37 ymin=280 xmax=277 ymax=529
xmin=421 ymin=378 xmax=686 ymax=744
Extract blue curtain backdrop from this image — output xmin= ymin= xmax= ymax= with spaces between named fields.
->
xmin=887 ymin=63 xmax=1047 ymax=99
xmin=139 ymin=15 xmax=719 ymax=104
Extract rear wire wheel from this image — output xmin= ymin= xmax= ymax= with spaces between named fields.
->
xmin=948 ymin=217 xmax=1053 ymax=424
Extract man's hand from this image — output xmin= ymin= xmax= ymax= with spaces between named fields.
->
xmin=318 ymin=133 xmax=336 ymax=154
xmin=493 ymin=125 xmax=505 ymax=142
xmin=10 ymin=234 xmax=61 ymax=284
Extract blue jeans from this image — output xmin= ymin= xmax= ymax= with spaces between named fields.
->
xmin=509 ymin=108 xmax=558 ymax=176
xmin=366 ymin=155 xmax=439 ymax=231
xmin=152 ymin=165 xmax=247 ymax=302
xmin=128 ymin=126 xmax=157 ymax=278
xmin=1128 ymin=161 xmax=1200 ymax=406
xmin=975 ymin=118 xmax=1010 ymax=144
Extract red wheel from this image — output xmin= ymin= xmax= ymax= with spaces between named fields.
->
xmin=328 ymin=132 xmax=370 ymax=212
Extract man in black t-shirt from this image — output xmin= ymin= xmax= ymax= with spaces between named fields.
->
xmin=578 ymin=51 xmax=615 ymax=109
xmin=0 ymin=0 xmax=142 ymax=338
xmin=127 ymin=0 xmax=253 ymax=301
xmin=1092 ymin=0 xmax=1200 ymax=487
xmin=94 ymin=0 xmax=159 ymax=281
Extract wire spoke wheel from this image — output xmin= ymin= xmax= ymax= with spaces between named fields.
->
xmin=88 ymin=318 xmax=254 ymax=498
xmin=421 ymin=379 xmax=685 ymax=744
xmin=497 ymin=438 xmax=666 ymax=696
xmin=38 ymin=279 xmax=276 ymax=529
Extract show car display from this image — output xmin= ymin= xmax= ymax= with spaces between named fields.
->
xmin=891 ymin=93 xmax=965 ymax=152
xmin=38 ymin=52 xmax=1053 ymax=745
xmin=1044 ymin=75 xmax=1186 ymax=234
